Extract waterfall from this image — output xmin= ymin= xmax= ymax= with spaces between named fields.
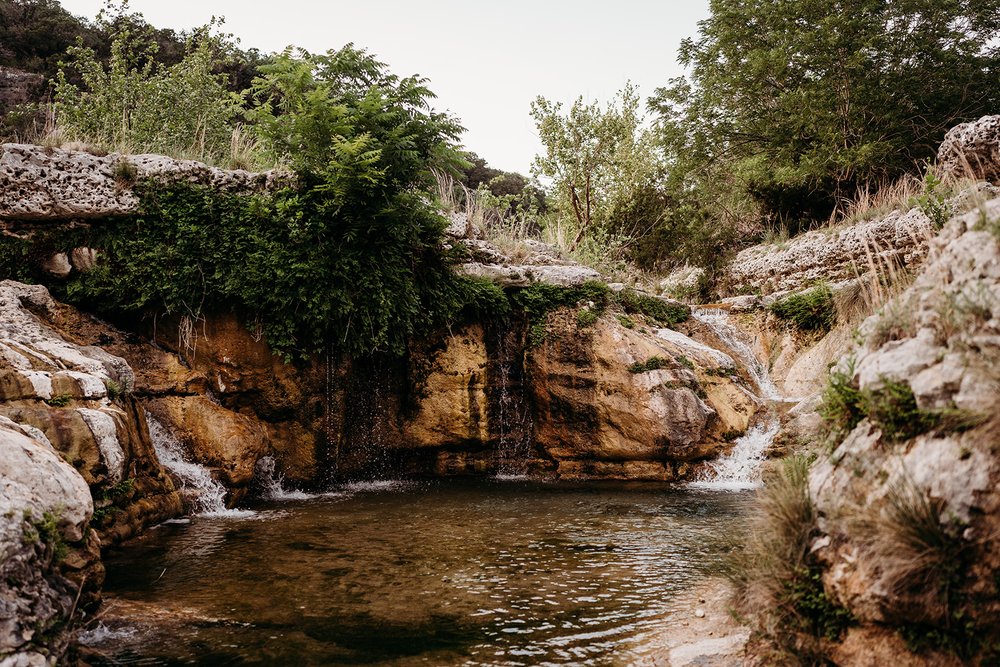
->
xmin=488 ymin=319 xmax=533 ymax=479
xmin=690 ymin=307 xmax=784 ymax=490
xmin=255 ymin=456 xmax=314 ymax=500
xmin=692 ymin=307 xmax=781 ymax=401
xmin=147 ymin=416 xmax=254 ymax=518
xmin=689 ymin=419 xmax=780 ymax=491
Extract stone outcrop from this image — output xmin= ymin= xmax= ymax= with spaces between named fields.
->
xmin=726 ymin=207 xmax=935 ymax=294
xmin=0 ymin=143 xmax=291 ymax=221
xmin=456 ymin=237 xmax=602 ymax=288
xmin=0 ymin=67 xmax=43 ymax=112
xmin=0 ymin=280 xmax=182 ymax=543
xmin=0 ymin=416 xmax=98 ymax=666
xmin=805 ymin=197 xmax=1000 ymax=661
xmin=937 ymin=115 xmax=1000 ymax=183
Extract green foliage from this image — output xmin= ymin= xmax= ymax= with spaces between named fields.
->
xmin=44 ymin=393 xmax=72 ymax=407
xmin=820 ymin=368 xmax=985 ymax=447
xmin=674 ymin=354 xmax=694 ymax=370
xmin=652 ymin=0 xmax=1000 ymax=228
xmin=627 ymin=356 xmax=669 ymax=374
xmin=614 ymin=289 xmax=689 ymax=327
xmin=22 ymin=510 xmax=68 ymax=562
xmin=910 ymin=168 xmax=954 ymax=229
xmin=819 ymin=361 xmax=866 ymax=442
xmin=576 ymin=308 xmax=599 ymax=328
xmin=510 ymin=280 xmax=611 ymax=347
xmin=64 ymin=181 xmax=478 ymax=358
xmin=54 ymin=5 xmax=245 ymax=163
xmin=616 ymin=314 xmax=635 ymax=329
xmin=530 ymin=83 xmax=664 ymax=254
xmin=786 ymin=566 xmax=855 ymax=642
xmin=104 ymin=378 xmax=125 ymax=400
xmin=770 ymin=284 xmax=836 ymax=332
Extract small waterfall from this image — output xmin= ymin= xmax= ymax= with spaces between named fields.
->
xmin=255 ymin=456 xmax=314 ymax=501
xmin=487 ymin=319 xmax=534 ymax=478
xmin=689 ymin=419 xmax=780 ymax=491
xmin=147 ymin=416 xmax=253 ymax=518
xmin=692 ymin=307 xmax=781 ymax=401
xmin=691 ymin=307 xmax=784 ymax=490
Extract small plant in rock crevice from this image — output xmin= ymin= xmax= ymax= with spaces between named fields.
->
xmin=44 ymin=393 xmax=73 ymax=408
xmin=627 ymin=356 xmax=670 ymax=374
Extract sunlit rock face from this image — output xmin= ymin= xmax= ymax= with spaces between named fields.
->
xmin=0 ymin=280 xmax=182 ymax=544
xmin=0 ymin=416 xmax=97 ymax=666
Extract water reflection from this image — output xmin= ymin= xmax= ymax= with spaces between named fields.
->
xmin=93 ymin=481 xmax=751 ymax=666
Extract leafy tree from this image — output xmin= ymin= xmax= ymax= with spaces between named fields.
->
xmin=531 ymin=83 xmax=663 ymax=251
xmin=0 ymin=0 xmax=103 ymax=76
xmin=652 ymin=0 xmax=1000 ymax=228
xmin=53 ymin=4 xmax=243 ymax=162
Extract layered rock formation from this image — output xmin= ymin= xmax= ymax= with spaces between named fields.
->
xmin=804 ymin=198 xmax=1000 ymax=662
xmin=0 ymin=281 xmax=182 ymax=544
xmin=0 ymin=415 xmax=97 ymax=666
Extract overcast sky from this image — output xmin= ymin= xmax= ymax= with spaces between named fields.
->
xmin=56 ymin=0 xmax=710 ymax=174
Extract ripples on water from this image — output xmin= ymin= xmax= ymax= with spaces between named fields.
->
xmin=90 ymin=481 xmax=752 ymax=666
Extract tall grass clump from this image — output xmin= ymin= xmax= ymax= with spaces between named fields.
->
xmin=731 ymin=455 xmax=853 ymax=663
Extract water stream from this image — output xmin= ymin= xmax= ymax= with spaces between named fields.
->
xmin=86 ymin=481 xmax=752 ymax=666
xmin=689 ymin=307 xmax=785 ymax=490
xmin=147 ymin=416 xmax=255 ymax=518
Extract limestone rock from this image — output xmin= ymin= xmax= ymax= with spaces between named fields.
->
xmin=937 ymin=114 xmax=1000 ymax=183
xmin=0 ymin=280 xmax=181 ymax=543
xmin=456 ymin=237 xmax=601 ymax=287
xmin=0 ymin=143 xmax=292 ymax=221
xmin=727 ymin=207 xmax=934 ymax=294
xmin=0 ymin=67 xmax=43 ymax=110
xmin=529 ymin=310 xmax=758 ymax=475
xmin=0 ymin=417 xmax=94 ymax=666
xmin=806 ymin=198 xmax=1000 ymax=643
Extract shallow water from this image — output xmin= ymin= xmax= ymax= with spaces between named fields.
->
xmin=89 ymin=480 xmax=753 ymax=666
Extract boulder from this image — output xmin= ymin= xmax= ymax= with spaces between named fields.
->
xmin=937 ymin=114 xmax=1000 ymax=183
xmin=0 ymin=417 xmax=96 ymax=666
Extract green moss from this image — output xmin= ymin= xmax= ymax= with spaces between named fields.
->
xmin=576 ymin=308 xmax=599 ymax=328
xmin=627 ymin=356 xmax=670 ymax=373
xmin=614 ymin=289 xmax=689 ymax=327
xmin=22 ymin=510 xmax=68 ymax=562
xmin=770 ymin=283 xmax=836 ymax=332
xmin=616 ymin=314 xmax=636 ymax=329
xmin=785 ymin=566 xmax=855 ymax=642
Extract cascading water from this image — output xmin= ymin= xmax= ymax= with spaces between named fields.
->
xmin=690 ymin=307 xmax=785 ymax=490
xmin=147 ymin=416 xmax=253 ymax=517
xmin=692 ymin=307 xmax=782 ymax=401
xmin=487 ymin=319 xmax=534 ymax=478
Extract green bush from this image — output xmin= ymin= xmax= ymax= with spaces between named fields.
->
xmin=54 ymin=15 xmax=244 ymax=163
xmin=770 ymin=283 xmax=836 ymax=332
xmin=614 ymin=289 xmax=689 ymax=327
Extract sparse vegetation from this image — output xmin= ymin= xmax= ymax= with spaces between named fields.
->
xmin=627 ymin=356 xmax=669 ymax=374
xmin=44 ymin=393 xmax=72 ymax=407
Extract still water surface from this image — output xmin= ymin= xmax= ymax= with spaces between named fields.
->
xmin=90 ymin=480 xmax=752 ymax=666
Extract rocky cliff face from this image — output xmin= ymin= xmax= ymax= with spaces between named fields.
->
xmin=0 ymin=281 xmax=182 ymax=544
xmin=0 ymin=414 xmax=99 ymax=666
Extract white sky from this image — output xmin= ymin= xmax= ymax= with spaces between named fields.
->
xmin=56 ymin=0 xmax=710 ymax=174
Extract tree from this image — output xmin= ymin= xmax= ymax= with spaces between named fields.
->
xmin=530 ymin=84 xmax=662 ymax=251
xmin=652 ymin=0 xmax=1000 ymax=227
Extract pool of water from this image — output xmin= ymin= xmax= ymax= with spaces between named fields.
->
xmin=86 ymin=480 xmax=753 ymax=666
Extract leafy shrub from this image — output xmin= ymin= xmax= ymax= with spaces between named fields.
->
xmin=44 ymin=393 xmax=72 ymax=407
xmin=770 ymin=283 xmax=836 ymax=332
xmin=511 ymin=280 xmax=611 ymax=347
xmin=576 ymin=308 xmax=599 ymax=328
xmin=54 ymin=14 xmax=244 ymax=163
xmin=910 ymin=169 xmax=953 ymax=229
xmin=819 ymin=361 xmax=866 ymax=443
xmin=674 ymin=354 xmax=694 ymax=370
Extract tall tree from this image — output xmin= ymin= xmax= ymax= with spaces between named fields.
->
xmin=652 ymin=0 xmax=1000 ymax=226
